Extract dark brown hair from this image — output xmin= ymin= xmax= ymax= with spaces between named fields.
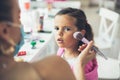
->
xmin=0 ymin=0 xmax=14 ymax=56
xmin=0 ymin=0 xmax=13 ymax=22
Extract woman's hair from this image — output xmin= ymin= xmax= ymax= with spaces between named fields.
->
xmin=55 ymin=7 xmax=94 ymax=46
xmin=0 ymin=0 xmax=14 ymax=56
xmin=0 ymin=0 xmax=13 ymax=22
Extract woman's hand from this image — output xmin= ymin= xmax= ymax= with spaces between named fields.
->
xmin=77 ymin=41 xmax=96 ymax=67
xmin=73 ymin=41 xmax=96 ymax=80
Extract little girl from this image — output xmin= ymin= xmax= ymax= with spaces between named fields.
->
xmin=54 ymin=7 xmax=98 ymax=80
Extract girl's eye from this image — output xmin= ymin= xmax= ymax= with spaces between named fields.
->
xmin=54 ymin=27 xmax=59 ymax=30
xmin=64 ymin=27 xmax=71 ymax=31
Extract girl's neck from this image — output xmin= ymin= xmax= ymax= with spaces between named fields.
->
xmin=64 ymin=48 xmax=79 ymax=59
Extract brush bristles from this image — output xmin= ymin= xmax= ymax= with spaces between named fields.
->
xmin=73 ymin=32 xmax=83 ymax=40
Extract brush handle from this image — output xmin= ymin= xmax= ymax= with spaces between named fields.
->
xmin=82 ymin=37 xmax=107 ymax=60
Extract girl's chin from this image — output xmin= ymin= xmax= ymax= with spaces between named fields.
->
xmin=57 ymin=45 xmax=65 ymax=48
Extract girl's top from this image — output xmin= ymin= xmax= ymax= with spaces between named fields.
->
xmin=57 ymin=48 xmax=98 ymax=80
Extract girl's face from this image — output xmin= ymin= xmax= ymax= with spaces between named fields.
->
xmin=54 ymin=15 xmax=79 ymax=49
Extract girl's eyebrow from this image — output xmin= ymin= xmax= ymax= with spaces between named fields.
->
xmin=64 ymin=26 xmax=74 ymax=29
xmin=62 ymin=25 xmax=71 ymax=27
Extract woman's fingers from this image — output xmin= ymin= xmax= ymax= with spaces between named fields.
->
xmin=84 ymin=41 xmax=94 ymax=52
xmin=77 ymin=41 xmax=96 ymax=66
xmin=87 ymin=50 xmax=96 ymax=60
xmin=78 ymin=44 xmax=87 ymax=51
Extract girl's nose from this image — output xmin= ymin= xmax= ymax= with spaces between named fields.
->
xmin=57 ymin=30 xmax=63 ymax=36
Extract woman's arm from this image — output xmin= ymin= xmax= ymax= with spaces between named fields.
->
xmin=74 ymin=41 xmax=96 ymax=80
xmin=31 ymin=55 xmax=76 ymax=80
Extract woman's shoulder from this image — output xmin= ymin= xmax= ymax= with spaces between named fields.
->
xmin=0 ymin=62 xmax=40 ymax=80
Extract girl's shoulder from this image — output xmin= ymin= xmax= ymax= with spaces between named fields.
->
xmin=84 ymin=58 xmax=98 ymax=80
xmin=57 ymin=48 xmax=65 ymax=56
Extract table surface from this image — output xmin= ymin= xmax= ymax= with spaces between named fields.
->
xmin=14 ymin=32 xmax=55 ymax=62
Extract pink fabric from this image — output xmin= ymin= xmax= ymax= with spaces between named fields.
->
xmin=45 ymin=0 xmax=54 ymax=3
xmin=57 ymin=48 xmax=98 ymax=80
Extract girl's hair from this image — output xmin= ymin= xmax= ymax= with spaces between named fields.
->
xmin=55 ymin=7 xmax=94 ymax=46
xmin=0 ymin=0 xmax=13 ymax=22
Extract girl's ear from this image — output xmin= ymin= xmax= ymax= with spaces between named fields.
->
xmin=80 ymin=29 xmax=86 ymax=36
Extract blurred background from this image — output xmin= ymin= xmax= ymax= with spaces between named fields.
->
xmin=18 ymin=0 xmax=120 ymax=58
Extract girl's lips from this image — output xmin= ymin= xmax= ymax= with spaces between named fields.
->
xmin=57 ymin=38 xmax=63 ymax=43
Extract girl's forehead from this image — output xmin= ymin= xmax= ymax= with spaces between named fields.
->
xmin=54 ymin=15 xmax=76 ymax=25
xmin=55 ymin=15 xmax=76 ymax=20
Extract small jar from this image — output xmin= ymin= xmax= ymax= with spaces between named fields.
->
xmin=38 ymin=15 xmax=44 ymax=32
